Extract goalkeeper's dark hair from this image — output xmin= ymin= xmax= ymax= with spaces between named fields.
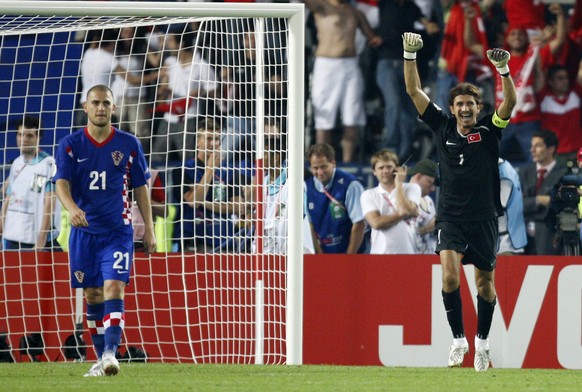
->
xmin=15 ymin=116 xmax=43 ymax=139
xmin=448 ymin=83 xmax=482 ymax=107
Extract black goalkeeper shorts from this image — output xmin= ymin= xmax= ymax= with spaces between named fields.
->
xmin=435 ymin=218 xmax=498 ymax=271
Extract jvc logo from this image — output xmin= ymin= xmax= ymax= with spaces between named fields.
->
xmin=378 ymin=264 xmax=582 ymax=369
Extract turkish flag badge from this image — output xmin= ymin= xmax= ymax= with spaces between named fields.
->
xmin=467 ymin=132 xmax=482 ymax=144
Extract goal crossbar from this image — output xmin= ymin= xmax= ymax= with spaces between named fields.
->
xmin=0 ymin=1 xmax=302 ymax=18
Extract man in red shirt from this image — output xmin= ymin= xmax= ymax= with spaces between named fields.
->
xmin=539 ymin=63 xmax=582 ymax=165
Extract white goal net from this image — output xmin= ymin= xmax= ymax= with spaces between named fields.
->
xmin=0 ymin=1 xmax=304 ymax=365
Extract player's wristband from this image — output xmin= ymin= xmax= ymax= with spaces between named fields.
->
xmin=403 ymin=51 xmax=416 ymax=60
xmin=497 ymin=65 xmax=510 ymax=77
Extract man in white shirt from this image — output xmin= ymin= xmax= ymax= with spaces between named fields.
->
xmin=152 ymin=29 xmax=217 ymax=163
xmin=360 ymin=149 xmax=421 ymax=254
xmin=1 ymin=116 xmax=58 ymax=250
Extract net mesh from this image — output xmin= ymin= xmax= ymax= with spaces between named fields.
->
xmin=0 ymin=8 xmax=295 ymax=364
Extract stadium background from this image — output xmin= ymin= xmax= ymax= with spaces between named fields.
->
xmin=1 ymin=20 xmax=582 ymax=371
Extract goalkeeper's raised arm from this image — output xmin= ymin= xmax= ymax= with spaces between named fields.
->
xmin=487 ymin=48 xmax=517 ymax=120
xmin=402 ymin=32 xmax=430 ymax=116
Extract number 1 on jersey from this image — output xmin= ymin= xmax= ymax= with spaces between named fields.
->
xmin=459 ymin=154 xmax=464 ymax=165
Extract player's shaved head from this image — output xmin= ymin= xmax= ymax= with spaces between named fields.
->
xmin=86 ymin=84 xmax=114 ymax=102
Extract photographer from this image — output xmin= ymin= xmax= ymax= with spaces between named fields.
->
xmin=546 ymin=148 xmax=582 ymax=255
xmin=518 ymin=130 xmax=567 ymax=255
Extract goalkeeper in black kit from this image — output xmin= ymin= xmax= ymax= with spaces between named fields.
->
xmin=402 ymin=32 xmax=516 ymax=371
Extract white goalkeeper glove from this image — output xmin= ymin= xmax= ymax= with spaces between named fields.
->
xmin=402 ymin=32 xmax=423 ymax=61
xmin=487 ymin=48 xmax=511 ymax=77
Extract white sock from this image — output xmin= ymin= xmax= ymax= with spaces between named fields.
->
xmin=453 ymin=337 xmax=468 ymax=347
xmin=475 ymin=336 xmax=489 ymax=349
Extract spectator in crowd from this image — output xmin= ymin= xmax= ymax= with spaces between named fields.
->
xmin=481 ymin=0 xmax=508 ymax=50
xmin=403 ymin=31 xmax=516 ymax=371
xmin=497 ymin=158 xmax=527 ymax=254
xmin=305 ymin=143 xmax=366 ymax=253
xmin=54 ymin=85 xmax=155 ymax=377
xmin=140 ymin=25 xmax=181 ymax=156
xmin=438 ymin=0 xmax=494 ymax=115
xmin=250 ymin=120 xmax=288 ymax=254
xmin=77 ymin=29 xmax=147 ymax=127
xmin=375 ymin=0 xmax=439 ymax=159
xmin=539 ymin=63 xmax=582 ymax=166
xmin=563 ymin=0 xmax=582 ymax=84
xmin=413 ymin=0 xmax=444 ymax=90
xmin=0 ymin=116 xmax=58 ymax=251
xmin=305 ymin=0 xmax=382 ymax=163
xmin=218 ymin=26 xmax=286 ymax=165
xmin=540 ymin=2 xmax=568 ymax=67
xmin=244 ymin=119 xmax=314 ymax=254
xmin=152 ymin=27 xmax=217 ymax=164
xmin=408 ymin=159 xmax=437 ymax=254
xmin=111 ymin=26 xmax=162 ymax=141
xmin=217 ymin=29 xmax=255 ymax=165
xmin=519 ymin=129 xmax=567 ymax=255
xmin=354 ymin=0 xmax=379 ymax=56
xmin=360 ymin=149 xmax=421 ymax=254
xmin=176 ymin=118 xmax=248 ymax=252
xmin=503 ymin=0 xmax=545 ymax=40
xmin=77 ymin=29 xmax=118 ymax=127
xmin=498 ymin=3 xmax=566 ymax=164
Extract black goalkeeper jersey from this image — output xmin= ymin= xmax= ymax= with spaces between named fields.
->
xmin=420 ymin=103 xmax=504 ymax=222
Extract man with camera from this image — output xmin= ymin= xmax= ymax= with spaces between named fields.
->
xmin=545 ymin=147 xmax=582 ymax=255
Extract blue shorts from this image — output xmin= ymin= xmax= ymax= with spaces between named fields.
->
xmin=68 ymin=226 xmax=134 ymax=288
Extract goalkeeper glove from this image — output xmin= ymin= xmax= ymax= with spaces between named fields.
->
xmin=402 ymin=32 xmax=423 ymax=60
xmin=487 ymin=48 xmax=511 ymax=77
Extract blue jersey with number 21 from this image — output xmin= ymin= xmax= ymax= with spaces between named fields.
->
xmin=54 ymin=127 xmax=150 ymax=235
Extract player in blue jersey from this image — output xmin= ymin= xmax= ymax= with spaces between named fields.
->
xmin=403 ymin=33 xmax=516 ymax=371
xmin=54 ymin=85 xmax=156 ymax=377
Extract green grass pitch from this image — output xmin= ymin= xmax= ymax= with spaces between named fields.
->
xmin=1 ymin=363 xmax=582 ymax=391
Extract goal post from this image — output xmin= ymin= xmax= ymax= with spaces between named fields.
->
xmin=0 ymin=1 xmax=304 ymax=365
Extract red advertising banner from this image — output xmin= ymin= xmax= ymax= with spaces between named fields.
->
xmin=303 ymin=254 xmax=582 ymax=369
xmin=2 ymin=252 xmax=581 ymax=368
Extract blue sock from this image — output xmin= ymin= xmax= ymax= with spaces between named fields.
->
xmin=86 ymin=303 xmax=105 ymax=359
xmin=103 ymin=299 xmax=125 ymax=354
